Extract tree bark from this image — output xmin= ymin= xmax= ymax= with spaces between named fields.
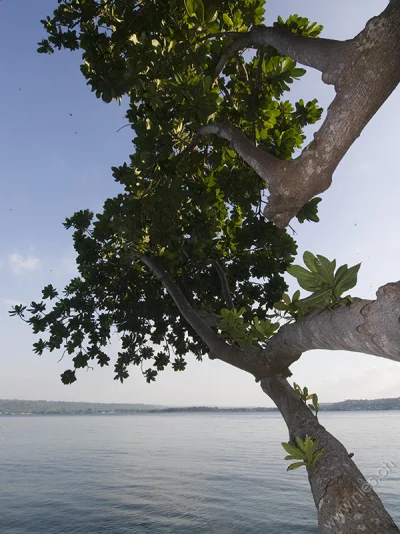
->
xmin=260 ymin=281 xmax=400 ymax=371
xmin=261 ymin=376 xmax=400 ymax=533
xmin=201 ymin=0 xmax=400 ymax=228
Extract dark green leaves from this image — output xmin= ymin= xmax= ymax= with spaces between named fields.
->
xmin=33 ymin=339 xmax=47 ymax=355
xmin=296 ymin=197 xmax=321 ymax=223
xmin=28 ymin=301 xmax=46 ymax=314
xmin=42 ymin=285 xmax=58 ymax=300
xmin=8 ymin=305 xmax=26 ymax=318
xmin=185 ymin=0 xmax=205 ymax=24
xmin=64 ymin=209 xmax=93 ymax=231
xmin=37 ymin=38 xmax=55 ymax=54
xmin=13 ymin=0 xmax=326 ymax=384
xmin=61 ymin=370 xmax=77 ymax=385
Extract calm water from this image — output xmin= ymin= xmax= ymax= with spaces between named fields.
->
xmin=1 ymin=412 xmax=399 ymax=533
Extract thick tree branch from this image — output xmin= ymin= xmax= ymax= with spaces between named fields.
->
xmin=214 ymin=25 xmax=349 ymax=83
xmin=260 ymin=282 xmax=400 ymax=371
xmin=139 ymin=255 xmax=281 ymax=378
xmin=139 ymin=255 xmax=223 ymax=352
xmin=214 ymin=32 xmax=254 ymax=79
xmin=201 ymin=2 xmax=400 ymax=228
xmin=261 ymin=376 xmax=400 ymax=533
xmin=140 ymin=256 xmax=400 ymax=380
xmin=188 ymin=121 xmax=284 ymax=183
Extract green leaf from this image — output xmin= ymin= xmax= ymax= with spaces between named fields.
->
xmin=281 ymin=442 xmax=304 ymax=458
xmin=334 ymin=263 xmax=361 ymax=295
xmin=274 ymin=301 xmax=288 ymax=311
xmin=205 ymin=6 xmax=218 ymax=23
xmin=292 ymin=290 xmax=301 ymax=302
xmin=287 ymin=265 xmax=319 ymax=285
xmin=312 ymin=450 xmax=325 ymax=465
xmin=303 ymin=252 xmax=318 ymax=273
xmin=287 ymin=461 xmax=306 ymax=471
xmin=295 ymin=436 xmax=307 ymax=453
xmin=296 ymin=288 xmax=332 ymax=309
xmin=185 ymin=0 xmax=195 ymax=16
xmin=194 ymin=0 xmax=205 ymax=24
xmin=223 ymin=13 xmax=233 ymax=28
xmin=334 ymin=264 xmax=348 ymax=283
xmin=315 ymin=255 xmax=336 ymax=285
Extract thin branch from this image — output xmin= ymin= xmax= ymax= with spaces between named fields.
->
xmin=214 ymin=33 xmax=253 ymax=79
xmin=196 ymin=31 xmax=241 ymax=45
xmin=117 ymin=123 xmax=131 ymax=133
xmin=236 ymin=53 xmax=249 ymax=81
xmin=208 ymin=259 xmax=235 ymax=309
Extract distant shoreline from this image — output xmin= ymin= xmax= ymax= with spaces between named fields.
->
xmin=1 ymin=397 xmax=400 ymax=415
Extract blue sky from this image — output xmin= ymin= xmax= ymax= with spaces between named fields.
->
xmin=0 ymin=0 xmax=399 ymax=406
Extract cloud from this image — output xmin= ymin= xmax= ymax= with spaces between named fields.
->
xmin=9 ymin=253 xmax=40 ymax=275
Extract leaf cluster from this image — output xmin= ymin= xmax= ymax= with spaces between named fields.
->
xmin=286 ymin=251 xmax=360 ymax=313
xmin=11 ymin=1 xmax=326 ymax=384
xmin=282 ymin=435 xmax=324 ymax=471
xmin=293 ymin=382 xmax=320 ymax=418
xmin=217 ymin=307 xmax=279 ymax=347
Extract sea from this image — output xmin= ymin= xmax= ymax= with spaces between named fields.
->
xmin=0 ymin=411 xmax=399 ymax=533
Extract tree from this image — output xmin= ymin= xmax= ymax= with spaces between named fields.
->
xmin=11 ymin=1 xmax=400 ymax=532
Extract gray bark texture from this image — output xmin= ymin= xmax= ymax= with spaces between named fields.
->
xmin=261 ymin=281 xmax=400 ymax=373
xmin=196 ymin=0 xmax=400 ymax=228
xmin=261 ymin=377 xmax=400 ymax=533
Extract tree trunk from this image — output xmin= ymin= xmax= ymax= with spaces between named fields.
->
xmin=261 ymin=376 xmax=400 ymax=533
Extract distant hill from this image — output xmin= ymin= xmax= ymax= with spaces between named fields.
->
xmin=322 ymin=397 xmax=400 ymax=411
xmin=1 ymin=397 xmax=400 ymax=415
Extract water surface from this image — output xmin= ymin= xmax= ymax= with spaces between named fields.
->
xmin=1 ymin=412 xmax=399 ymax=533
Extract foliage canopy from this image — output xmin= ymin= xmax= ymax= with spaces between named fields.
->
xmin=14 ymin=0 xmax=326 ymax=384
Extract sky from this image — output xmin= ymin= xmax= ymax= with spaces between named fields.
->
xmin=0 ymin=0 xmax=399 ymax=407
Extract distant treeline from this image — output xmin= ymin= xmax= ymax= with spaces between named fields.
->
xmin=322 ymin=398 xmax=400 ymax=411
xmin=1 ymin=397 xmax=400 ymax=415
xmin=0 ymin=399 xmax=161 ymax=415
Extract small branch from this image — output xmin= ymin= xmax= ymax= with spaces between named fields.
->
xmin=208 ymin=259 xmax=234 ymax=309
xmin=117 ymin=123 xmax=131 ymax=133
xmin=214 ymin=33 xmax=253 ymax=79
xmin=196 ymin=31 xmax=241 ymax=45
xmin=236 ymin=53 xmax=249 ymax=81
